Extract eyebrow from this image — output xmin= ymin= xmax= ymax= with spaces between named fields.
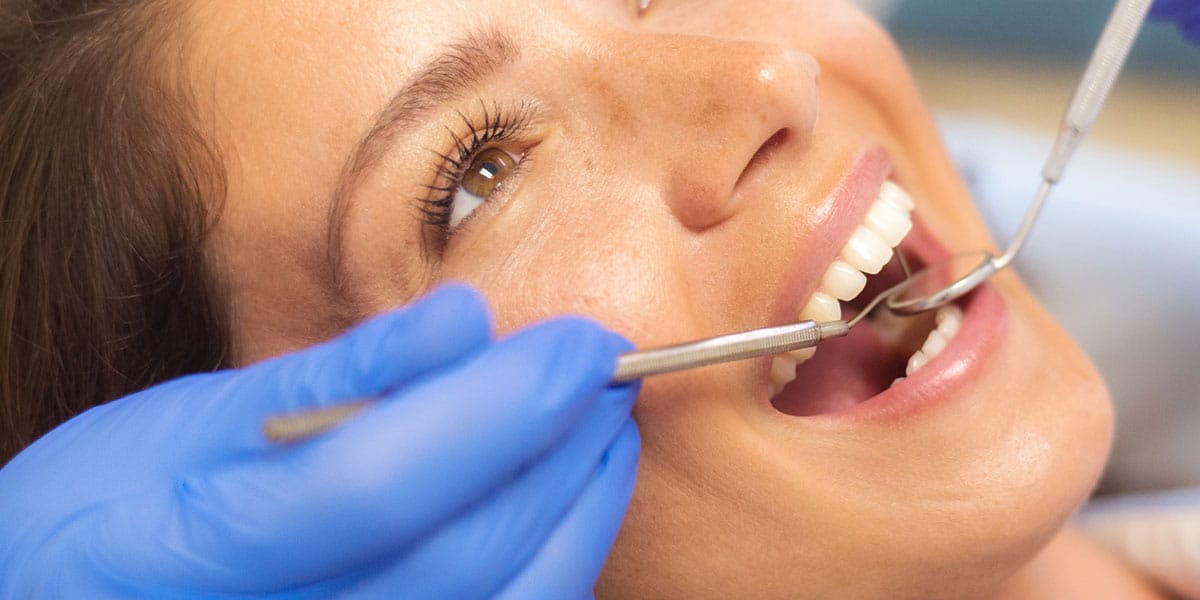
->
xmin=322 ymin=29 xmax=520 ymax=295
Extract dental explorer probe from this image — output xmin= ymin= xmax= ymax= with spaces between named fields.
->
xmin=885 ymin=0 xmax=1152 ymax=315
xmin=262 ymin=270 xmax=917 ymax=444
xmin=263 ymin=320 xmax=851 ymax=443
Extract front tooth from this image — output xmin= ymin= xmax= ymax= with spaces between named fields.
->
xmin=821 ymin=260 xmax=868 ymax=301
xmin=921 ymin=329 xmax=949 ymax=357
xmin=879 ymin=181 xmax=915 ymax=212
xmin=787 ymin=293 xmax=839 ymax=363
xmin=770 ymin=355 xmax=798 ymax=386
xmin=905 ymin=350 xmax=928 ymax=376
xmin=841 ymin=226 xmax=892 ymax=274
xmin=865 ymin=199 xmax=913 ymax=247
xmin=799 ymin=292 xmax=841 ymax=322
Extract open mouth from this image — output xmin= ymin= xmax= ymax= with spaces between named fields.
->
xmin=768 ymin=181 xmax=972 ymax=417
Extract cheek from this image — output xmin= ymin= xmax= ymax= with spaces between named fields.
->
xmin=999 ymin=274 xmax=1114 ymax=499
xmin=437 ymin=183 xmax=685 ymax=344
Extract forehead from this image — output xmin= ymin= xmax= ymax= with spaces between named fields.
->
xmin=186 ymin=1 xmax=554 ymax=202
xmin=182 ymin=1 xmax=444 ymax=350
xmin=189 ymin=1 xmax=435 ymax=150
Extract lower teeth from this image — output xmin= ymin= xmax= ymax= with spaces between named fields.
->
xmin=901 ymin=303 xmax=963 ymax=378
xmin=767 ymin=300 xmax=965 ymax=404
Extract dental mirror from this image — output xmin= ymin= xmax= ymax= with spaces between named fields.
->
xmin=884 ymin=0 xmax=1150 ymax=316
xmin=885 ymin=250 xmax=996 ymax=316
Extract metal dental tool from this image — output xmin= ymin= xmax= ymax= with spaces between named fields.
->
xmin=264 ymin=319 xmax=851 ymax=443
xmin=885 ymin=0 xmax=1151 ymax=316
xmin=263 ymin=267 xmax=921 ymax=444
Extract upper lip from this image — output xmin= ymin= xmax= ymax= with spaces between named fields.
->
xmin=756 ymin=178 xmax=1007 ymax=421
xmin=767 ymin=145 xmax=893 ymax=330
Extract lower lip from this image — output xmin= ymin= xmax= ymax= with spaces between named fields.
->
xmin=800 ymin=282 xmax=1007 ymax=424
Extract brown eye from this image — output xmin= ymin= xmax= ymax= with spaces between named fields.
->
xmin=450 ymin=148 xmax=518 ymax=229
xmin=460 ymin=148 xmax=516 ymax=199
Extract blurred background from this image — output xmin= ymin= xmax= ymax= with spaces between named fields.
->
xmin=857 ymin=0 xmax=1199 ymax=494
xmin=864 ymin=0 xmax=1200 ymax=164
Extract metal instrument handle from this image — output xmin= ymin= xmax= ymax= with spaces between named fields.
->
xmin=612 ymin=320 xmax=847 ymax=382
xmin=996 ymin=0 xmax=1149 ymax=270
xmin=263 ymin=320 xmax=849 ymax=443
xmin=1042 ymin=0 xmax=1151 ymax=183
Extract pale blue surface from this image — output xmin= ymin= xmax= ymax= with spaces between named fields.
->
xmin=941 ymin=112 xmax=1200 ymax=492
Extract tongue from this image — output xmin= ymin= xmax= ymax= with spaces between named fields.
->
xmin=771 ymin=319 xmax=901 ymax=416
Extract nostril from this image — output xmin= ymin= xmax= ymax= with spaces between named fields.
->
xmin=736 ymin=128 xmax=789 ymax=189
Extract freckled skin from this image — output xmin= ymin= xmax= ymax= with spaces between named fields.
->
xmin=186 ymin=1 xmax=1114 ymax=597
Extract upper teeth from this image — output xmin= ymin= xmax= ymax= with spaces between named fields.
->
xmin=769 ymin=181 xmax=915 ymax=392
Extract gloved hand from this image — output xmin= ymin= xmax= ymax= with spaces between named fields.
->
xmin=1078 ymin=488 xmax=1200 ymax=599
xmin=1151 ymin=0 xmax=1200 ymax=45
xmin=0 ymin=284 xmax=641 ymax=599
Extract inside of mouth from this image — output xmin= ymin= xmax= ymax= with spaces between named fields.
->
xmin=770 ymin=251 xmax=941 ymax=417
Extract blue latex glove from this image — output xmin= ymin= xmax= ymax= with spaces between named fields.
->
xmin=0 ymin=284 xmax=640 ymax=599
xmin=1152 ymin=0 xmax=1200 ymax=45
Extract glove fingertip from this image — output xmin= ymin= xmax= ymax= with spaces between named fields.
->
xmin=600 ymin=328 xmax=636 ymax=357
xmin=365 ymin=282 xmax=493 ymax=365
xmin=419 ymin=282 xmax=494 ymax=337
xmin=503 ymin=319 xmax=600 ymax=376
xmin=367 ymin=283 xmax=491 ymax=354
xmin=534 ymin=317 xmax=631 ymax=377
xmin=270 ymin=284 xmax=494 ymax=407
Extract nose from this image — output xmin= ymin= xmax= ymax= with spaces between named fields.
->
xmin=586 ymin=36 xmax=820 ymax=230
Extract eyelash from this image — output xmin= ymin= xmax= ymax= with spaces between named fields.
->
xmin=421 ymin=100 xmax=534 ymax=234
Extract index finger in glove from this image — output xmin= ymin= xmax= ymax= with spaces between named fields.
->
xmin=198 ymin=283 xmax=493 ymax=452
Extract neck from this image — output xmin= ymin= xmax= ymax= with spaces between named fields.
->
xmin=995 ymin=527 xmax=1164 ymax=599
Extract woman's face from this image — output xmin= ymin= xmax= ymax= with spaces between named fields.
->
xmin=189 ymin=1 xmax=1112 ymax=596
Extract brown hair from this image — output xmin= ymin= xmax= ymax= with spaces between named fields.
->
xmin=0 ymin=0 xmax=228 ymax=464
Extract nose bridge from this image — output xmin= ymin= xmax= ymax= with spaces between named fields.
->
xmin=597 ymin=35 xmax=820 ymax=230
